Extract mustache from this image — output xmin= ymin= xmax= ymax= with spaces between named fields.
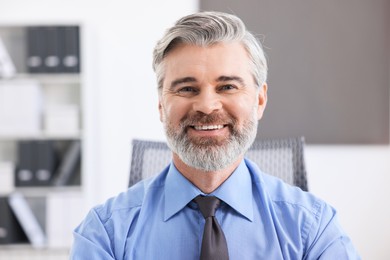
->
xmin=179 ymin=112 xmax=237 ymax=128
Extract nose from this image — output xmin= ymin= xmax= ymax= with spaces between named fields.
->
xmin=192 ymin=89 xmax=222 ymax=114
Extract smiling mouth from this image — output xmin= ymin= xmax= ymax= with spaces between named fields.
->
xmin=191 ymin=125 xmax=225 ymax=131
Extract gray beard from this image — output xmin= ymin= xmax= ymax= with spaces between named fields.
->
xmin=163 ymin=110 xmax=258 ymax=172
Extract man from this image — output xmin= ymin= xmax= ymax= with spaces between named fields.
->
xmin=71 ymin=11 xmax=360 ymax=259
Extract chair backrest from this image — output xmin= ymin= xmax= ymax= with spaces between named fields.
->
xmin=129 ymin=137 xmax=308 ymax=191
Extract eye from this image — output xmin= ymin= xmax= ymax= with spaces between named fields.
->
xmin=178 ymin=86 xmax=197 ymax=93
xmin=219 ymin=84 xmax=237 ymax=91
xmin=175 ymin=86 xmax=199 ymax=96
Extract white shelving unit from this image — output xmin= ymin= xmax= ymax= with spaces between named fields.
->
xmin=0 ymin=24 xmax=86 ymax=258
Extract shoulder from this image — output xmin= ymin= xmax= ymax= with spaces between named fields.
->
xmin=245 ymin=158 xmax=327 ymax=215
xmin=245 ymin=158 xmax=333 ymax=233
xmin=260 ymin=170 xmax=331 ymax=239
xmin=72 ymin=167 xmax=169 ymax=258
xmin=246 ymin=161 xmax=360 ymax=258
xmin=96 ymin=172 xmax=167 ymax=223
xmin=245 ymin=159 xmax=345 ymax=251
xmin=93 ymin=181 xmax=146 ymax=223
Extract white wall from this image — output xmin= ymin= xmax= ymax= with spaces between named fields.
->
xmin=0 ymin=1 xmax=389 ymax=259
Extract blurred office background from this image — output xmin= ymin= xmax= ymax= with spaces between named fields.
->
xmin=0 ymin=0 xmax=389 ymax=259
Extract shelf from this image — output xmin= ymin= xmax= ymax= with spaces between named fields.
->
xmin=0 ymin=243 xmax=68 ymax=250
xmin=0 ymin=244 xmax=69 ymax=260
xmin=10 ymin=73 xmax=81 ymax=85
xmin=0 ymin=131 xmax=82 ymax=141
xmin=14 ymin=186 xmax=82 ymax=197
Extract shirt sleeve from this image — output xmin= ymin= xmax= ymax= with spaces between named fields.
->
xmin=69 ymin=208 xmax=115 ymax=260
xmin=304 ymin=203 xmax=361 ymax=260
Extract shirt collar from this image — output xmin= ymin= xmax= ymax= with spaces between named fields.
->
xmin=164 ymin=162 xmax=201 ymax=221
xmin=212 ymin=160 xmax=254 ymax=221
xmin=164 ymin=160 xmax=253 ymax=222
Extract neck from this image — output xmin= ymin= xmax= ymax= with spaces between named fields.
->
xmin=172 ymin=153 xmax=243 ymax=194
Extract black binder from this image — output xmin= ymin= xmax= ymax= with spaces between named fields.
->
xmin=60 ymin=26 xmax=80 ymax=73
xmin=43 ymin=27 xmax=61 ymax=73
xmin=15 ymin=141 xmax=36 ymax=187
xmin=0 ymin=197 xmax=28 ymax=244
xmin=35 ymin=141 xmax=58 ymax=186
xmin=26 ymin=26 xmax=45 ymax=73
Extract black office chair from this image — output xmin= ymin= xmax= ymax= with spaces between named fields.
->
xmin=129 ymin=137 xmax=308 ymax=191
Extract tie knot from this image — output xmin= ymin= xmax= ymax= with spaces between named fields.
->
xmin=194 ymin=195 xmax=221 ymax=218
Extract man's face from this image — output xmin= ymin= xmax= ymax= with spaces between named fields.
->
xmin=159 ymin=42 xmax=267 ymax=172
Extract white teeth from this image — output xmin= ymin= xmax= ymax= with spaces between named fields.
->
xmin=193 ymin=125 xmax=224 ymax=130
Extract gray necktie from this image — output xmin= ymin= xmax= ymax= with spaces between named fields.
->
xmin=194 ymin=195 xmax=229 ymax=260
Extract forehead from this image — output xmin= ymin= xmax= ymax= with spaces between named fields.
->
xmin=162 ymin=42 xmax=254 ymax=86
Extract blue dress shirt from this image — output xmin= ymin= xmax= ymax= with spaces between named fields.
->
xmin=70 ymin=159 xmax=360 ymax=259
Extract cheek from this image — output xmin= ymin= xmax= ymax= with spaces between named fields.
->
xmin=161 ymin=99 xmax=189 ymax=123
xmin=227 ymin=97 xmax=257 ymax=120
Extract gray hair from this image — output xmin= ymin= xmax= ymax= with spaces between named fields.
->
xmin=152 ymin=11 xmax=268 ymax=92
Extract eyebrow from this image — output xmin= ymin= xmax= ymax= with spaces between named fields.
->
xmin=216 ymin=76 xmax=246 ymax=86
xmin=170 ymin=77 xmax=197 ymax=90
xmin=169 ymin=75 xmax=246 ymax=90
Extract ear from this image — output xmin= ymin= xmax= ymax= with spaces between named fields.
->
xmin=256 ymin=83 xmax=268 ymax=120
xmin=158 ymin=100 xmax=164 ymax=122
